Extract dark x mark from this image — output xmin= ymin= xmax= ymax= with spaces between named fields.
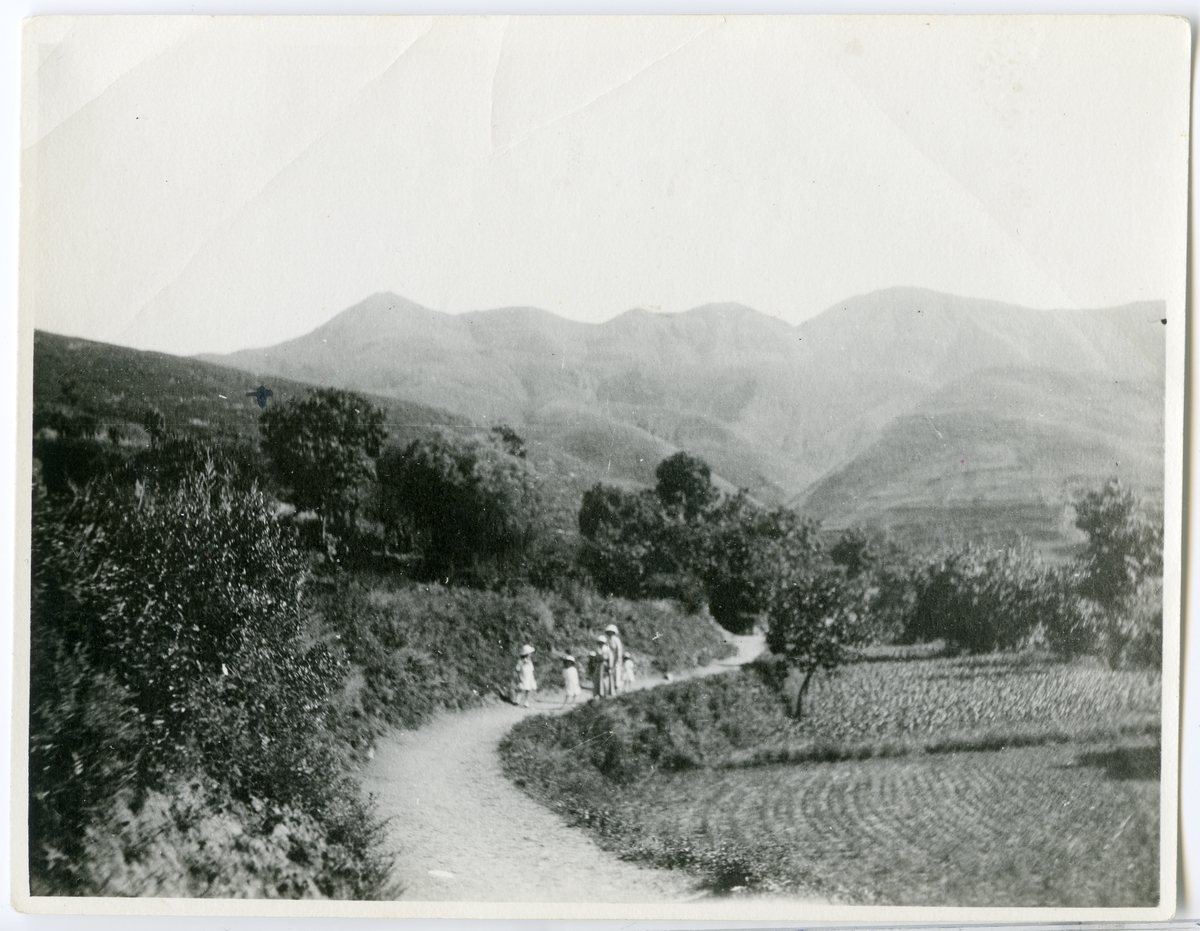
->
xmin=247 ymin=385 xmax=274 ymax=408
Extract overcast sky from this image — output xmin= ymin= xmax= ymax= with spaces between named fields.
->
xmin=20 ymin=14 xmax=1190 ymax=355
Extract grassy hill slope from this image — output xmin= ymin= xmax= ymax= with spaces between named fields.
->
xmin=798 ymin=366 xmax=1164 ymax=559
xmin=33 ymin=331 xmax=629 ymax=541
xmin=34 ymin=330 xmax=470 ymax=451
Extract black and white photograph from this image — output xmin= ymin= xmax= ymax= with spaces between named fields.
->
xmin=14 ymin=14 xmax=1187 ymax=919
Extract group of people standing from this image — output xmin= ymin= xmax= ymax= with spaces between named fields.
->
xmin=583 ymin=624 xmax=634 ymax=700
xmin=511 ymin=624 xmax=635 ymax=709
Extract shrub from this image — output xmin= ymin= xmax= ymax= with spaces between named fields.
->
xmin=41 ymin=777 xmax=392 ymax=899
xmin=30 ymin=466 xmax=392 ymax=896
xmin=501 ymin=669 xmax=791 ymax=787
xmin=901 ymin=545 xmax=1064 ymax=654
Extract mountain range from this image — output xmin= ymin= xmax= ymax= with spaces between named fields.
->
xmin=204 ymin=287 xmax=1164 ymax=555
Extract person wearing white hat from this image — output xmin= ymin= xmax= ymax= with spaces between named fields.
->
xmin=561 ymin=654 xmax=581 ymax=705
xmin=514 ymin=644 xmax=537 ymax=708
xmin=604 ymin=624 xmax=625 ymax=695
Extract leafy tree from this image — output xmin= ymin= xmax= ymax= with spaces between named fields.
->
xmin=1073 ymin=478 xmax=1163 ymax=608
xmin=260 ymin=388 xmax=386 ymax=548
xmin=700 ymin=497 xmax=821 ymax=632
xmin=581 ymin=453 xmax=721 ymax=602
xmin=829 ymin=527 xmax=875 ymax=579
xmin=1049 ymin=479 xmax=1165 ymax=667
xmin=655 ymin=451 xmax=718 ymax=521
xmin=578 ymin=482 xmax=710 ymax=601
xmin=491 ymin=425 xmax=527 ymax=458
xmin=765 ymin=562 xmax=865 ymax=719
xmin=902 ymin=545 xmax=1061 ymax=653
xmin=377 ymin=430 xmax=541 ymax=580
xmin=580 ymin=452 xmax=824 ymax=625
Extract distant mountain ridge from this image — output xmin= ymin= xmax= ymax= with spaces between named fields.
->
xmin=205 ymin=287 xmax=1165 ymax=552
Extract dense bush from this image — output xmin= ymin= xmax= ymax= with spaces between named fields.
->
xmin=900 ymin=545 xmax=1069 ymax=654
xmin=501 ymin=670 xmax=790 ymax=785
xmin=30 ymin=466 xmax=391 ymax=897
xmin=879 ymin=481 xmax=1165 ymax=669
xmin=55 ymin=776 xmax=392 ymax=899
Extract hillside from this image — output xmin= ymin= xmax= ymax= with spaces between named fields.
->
xmin=36 ymin=284 xmax=1166 ymax=558
xmin=799 ymin=366 xmax=1164 ymax=559
xmin=31 ymin=331 xmax=640 ymax=539
xmin=33 ymin=330 xmax=470 ymax=451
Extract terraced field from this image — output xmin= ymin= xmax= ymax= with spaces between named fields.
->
xmin=623 ymin=742 xmax=1159 ymax=906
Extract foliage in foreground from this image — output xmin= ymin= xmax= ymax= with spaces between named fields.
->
xmin=30 ymin=468 xmax=392 ymax=898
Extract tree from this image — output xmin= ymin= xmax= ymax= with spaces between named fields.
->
xmin=580 ymin=452 xmax=825 ymax=624
xmin=377 ymin=430 xmax=541 ymax=579
xmin=579 ymin=484 xmax=682 ymax=598
xmin=1073 ymin=478 xmax=1163 ymax=608
xmin=902 ymin=544 xmax=1058 ymax=654
xmin=260 ymin=389 xmax=386 ymax=548
xmin=765 ymin=563 xmax=864 ymax=719
xmin=700 ymin=496 xmax=821 ymax=632
xmin=655 ymin=451 xmax=718 ymax=521
xmin=1060 ymin=478 xmax=1164 ymax=667
xmin=829 ymin=527 xmax=875 ymax=579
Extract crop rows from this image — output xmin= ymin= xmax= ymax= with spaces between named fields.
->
xmin=790 ymin=655 xmax=1160 ymax=743
xmin=620 ymin=742 xmax=1160 ymax=906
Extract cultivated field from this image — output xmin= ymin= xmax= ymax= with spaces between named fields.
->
xmin=755 ymin=653 xmax=1160 ymax=756
xmin=501 ymin=653 xmax=1162 ymax=905
xmin=624 ymin=741 xmax=1158 ymax=906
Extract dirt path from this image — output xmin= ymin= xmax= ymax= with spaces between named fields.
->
xmin=360 ymin=632 xmax=765 ymax=902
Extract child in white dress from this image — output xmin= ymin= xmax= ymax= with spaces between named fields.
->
xmin=562 ymin=655 xmax=581 ymax=704
xmin=515 ymin=644 xmax=537 ymax=708
xmin=622 ymin=652 xmax=636 ymax=691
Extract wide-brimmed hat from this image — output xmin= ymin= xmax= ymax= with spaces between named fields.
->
xmin=596 ymin=635 xmax=608 ymax=643
xmin=520 ymin=644 xmax=535 ymax=656
xmin=562 ymin=654 xmax=576 ymax=664
xmin=605 ymin=624 xmax=620 ymax=635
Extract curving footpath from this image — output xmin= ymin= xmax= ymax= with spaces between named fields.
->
xmin=359 ymin=632 xmax=765 ymax=902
